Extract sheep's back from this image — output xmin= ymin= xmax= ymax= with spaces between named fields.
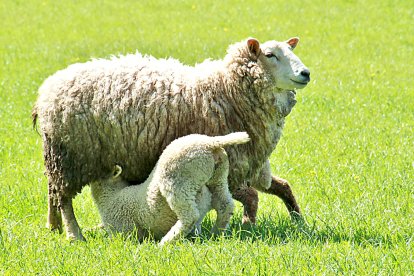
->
xmin=37 ymin=55 xmax=223 ymax=188
xmin=36 ymin=53 xmax=289 ymax=197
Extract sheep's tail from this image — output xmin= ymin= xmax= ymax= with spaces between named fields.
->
xmin=32 ymin=104 xmax=39 ymax=134
xmin=211 ymin=132 xmax=250 ymax=147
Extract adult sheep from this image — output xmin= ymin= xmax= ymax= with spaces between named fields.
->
xmin=91 ymin=132 xmax=250 ymax=245
xmin=33 ymin=37 xmax=310 ymax=241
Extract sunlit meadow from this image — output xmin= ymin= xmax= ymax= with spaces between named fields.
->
xmin=1 ymin=0 xmax=413 ymax=274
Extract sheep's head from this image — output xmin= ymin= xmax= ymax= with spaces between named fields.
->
xmin=248 ymin=38 xmax=310 ymax=90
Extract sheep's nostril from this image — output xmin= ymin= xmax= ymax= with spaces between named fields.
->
xmin=300 ymin=69 xmax=310 ymax=78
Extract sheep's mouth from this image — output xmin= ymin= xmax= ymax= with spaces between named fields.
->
xmin=290 ymin=79 xmax=309 ymax=86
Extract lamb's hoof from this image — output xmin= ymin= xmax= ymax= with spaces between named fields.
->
xmin=46 ymin=215 xmax=63 ymax=234
xmin=68 ymin=236 xmax=86 ymax=243
xmin=158 ymin=240 xmax=169 ymax=247
xmin=159 ymin=236 xmax=178 ymax=246
xmin=211 ymin=226 xmax=227 ymax=237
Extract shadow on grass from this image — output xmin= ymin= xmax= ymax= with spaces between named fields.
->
xmin=195 ymin=214 xmax=410 ymax=248
xmin=81 ymin=215 xmax=410 ymax=248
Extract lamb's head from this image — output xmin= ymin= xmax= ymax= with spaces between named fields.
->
xmin=247 ymin=38 xmax=310 ymax=90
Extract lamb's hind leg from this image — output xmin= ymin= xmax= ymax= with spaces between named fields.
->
xmin=208 ymin=153 xmax=235 ymax=234
xmin=60 ymin=197 xmax=85 ymax=241
xmin=160 ymin=190 xmax=200 ymax=245
xmin=210 ymin=184 xmax=234 ymax=235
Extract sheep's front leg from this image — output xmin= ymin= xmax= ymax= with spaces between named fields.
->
xmin=160 ymin=220 xmax=186 ymax=245
xmin=232 ymin=187 xmax=259 ymax=224
xmin=265 ymin=175 xmax=301 ymax=217
xmin=254 ymin=161 xmax=301 ymax=218
xmin=60 ymin=197 xmax=85 ymax=241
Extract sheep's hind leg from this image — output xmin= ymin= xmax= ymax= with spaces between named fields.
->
xmin=265 ymin=175 xmax=301 ymax=218
xmin=232 ymin=187 xmax=258 ymax=225
xmin=47 ymin=196 xmax=62 ymax=233
xmin=60 ymin=197 xmax=85 ymax=241
xmin=47 ymin=183 xmax=62 ymax=233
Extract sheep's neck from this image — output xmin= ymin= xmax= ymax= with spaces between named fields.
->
xmin=181 ymin=70 xmax=287 ymax=184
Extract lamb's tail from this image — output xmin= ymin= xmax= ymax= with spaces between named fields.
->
xmin=210 ymin=132 xmax=250 ymax=148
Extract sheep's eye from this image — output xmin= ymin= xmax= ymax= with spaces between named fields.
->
xmin=265 ymin=53 xmax=279 ymax=60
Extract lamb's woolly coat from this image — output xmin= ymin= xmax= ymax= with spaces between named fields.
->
xmin=33 ymin=37 xmax=309 ymax=239
xmin=91 ymin=133 xmax=249 ymax=244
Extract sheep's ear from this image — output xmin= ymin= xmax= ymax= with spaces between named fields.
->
xmin=286 ymin=37 xmax=299 ymax=50
xmin=247 ymin=38 xmax=261 ymax=57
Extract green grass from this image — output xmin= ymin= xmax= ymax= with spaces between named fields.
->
xmin=1 ymin=0 xmax=413 ymax=274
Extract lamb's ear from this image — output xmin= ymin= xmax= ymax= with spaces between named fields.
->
xmin=286 ymin=37 xmax=299 ymax=50
xmin=247 ymin=38 xmax=261 ymax=57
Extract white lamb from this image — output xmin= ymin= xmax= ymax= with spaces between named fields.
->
xmin=90 ymin=132 xmax=250 ymax=245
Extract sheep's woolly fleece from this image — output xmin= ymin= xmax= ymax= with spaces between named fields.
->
xmin=33 ymin=37 xmax=310 ymax=240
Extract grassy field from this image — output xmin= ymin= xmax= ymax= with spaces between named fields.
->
xmin=1 ymin=0 xmax=413 ymax=274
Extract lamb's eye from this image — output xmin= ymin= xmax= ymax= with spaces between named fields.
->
xmin=265 ymin=53 xmax=279 ymax=60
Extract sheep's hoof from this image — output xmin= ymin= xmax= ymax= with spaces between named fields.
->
xmin=241 ymin=214 xmax=256 ymax=225
xmin=47 ymin=211 xmax=63 ymax=234
xmin=67 ymin=236 xmax=86 ymax=243
xmin=66 ymin=232 xmax=86 ymax=242
xmin=46 ymin=222 xmax=63 ymax=234
xmin=240 ymin=220 xmax=256 ymax=232
xmin=290 ymin=211 xmax=303 ymax=221
xmin=211 ymin=226 xmax=221 ymax=236
xmin=290 ymin=211 xmax=306 ymax=226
